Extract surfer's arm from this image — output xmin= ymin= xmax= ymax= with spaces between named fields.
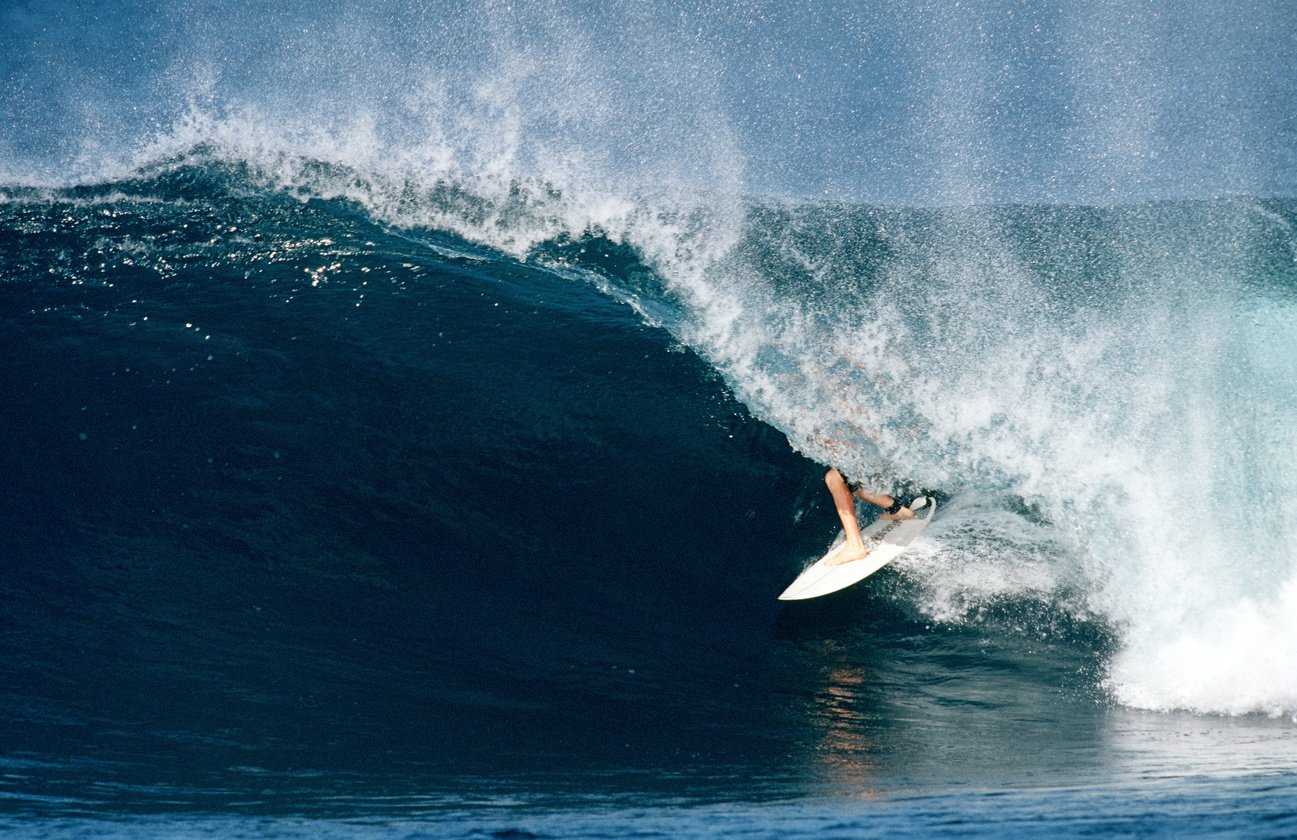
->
xmin=855 ymin=490 xmax=914 ymax=521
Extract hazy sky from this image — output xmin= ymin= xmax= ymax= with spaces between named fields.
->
xmin=3 ymin=0 xmax=1293 ymax=203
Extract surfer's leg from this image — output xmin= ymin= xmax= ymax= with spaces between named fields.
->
xmin=825 ymin=468 xmax=869 ymax=564
xmin=855 ymin=491 xmax=916 ymax=521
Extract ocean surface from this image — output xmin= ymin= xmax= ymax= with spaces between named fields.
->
xmin=3 ymin=1 xmax=1297 ymax=837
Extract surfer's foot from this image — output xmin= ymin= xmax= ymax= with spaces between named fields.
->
xmin=826 ymin=543 xmax=870 ymax=566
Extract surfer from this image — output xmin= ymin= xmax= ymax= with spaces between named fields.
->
xmin=823 ymin=467 xmax=914 ymax=565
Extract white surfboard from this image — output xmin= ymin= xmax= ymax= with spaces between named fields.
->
xmin=778 ymin=496 xmax=936 ymax=601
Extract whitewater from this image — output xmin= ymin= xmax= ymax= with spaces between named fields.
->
xmin=2 ymin=0 xmax=1296 ymax=836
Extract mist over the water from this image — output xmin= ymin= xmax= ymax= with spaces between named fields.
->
xmin=3 ymin=0 xmax=1296 ymax=720
xmin=4 ymin=0 xmax=1293 ymax=202
xmin=714 ymin=199 xmax=1297 ymax=718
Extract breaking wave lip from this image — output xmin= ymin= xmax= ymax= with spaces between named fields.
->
xmin=702 ymin=199 xmax=1297 ymax=722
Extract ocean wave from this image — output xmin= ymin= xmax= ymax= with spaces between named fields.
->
xmin=4 ymin=153 xmax=1297 ymax=722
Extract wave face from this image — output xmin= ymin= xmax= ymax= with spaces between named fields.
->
xmin=1 ymin=0 xmax=1296 ymax=815
xmin=0 ymin=165 xmax=831 ymax=805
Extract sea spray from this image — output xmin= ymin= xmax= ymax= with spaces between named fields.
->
xmin=678 ymin=199 xmax=1297 ymax=718
xmin=1101 ymin=295 xmax=1297 ymax=717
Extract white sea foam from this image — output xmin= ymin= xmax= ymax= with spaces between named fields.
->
xmin=1098 ymin=299 xmax=1297 ymax=717
xmin=672 ymin=205 xmax=1295 ymax=731
xmin=690 ymin=200 xmax=1297 ymax=719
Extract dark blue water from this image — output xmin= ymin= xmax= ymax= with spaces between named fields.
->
xmin=4 ymin=157 xmax=1296 ymax=837
xmin=4 ymin=1 xmax=1297 ymax=836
